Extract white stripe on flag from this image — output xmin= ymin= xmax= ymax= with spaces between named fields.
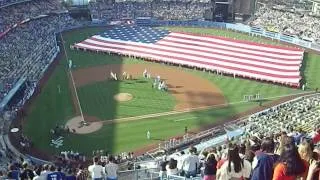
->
xmin=74 ymin=31 xmax=304 ymax=86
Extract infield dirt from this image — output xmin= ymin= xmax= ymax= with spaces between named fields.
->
xmin=66 ymin=63 xmax=226 ymax=133
xmin=72 ymin=63 xmax=226 ymax=111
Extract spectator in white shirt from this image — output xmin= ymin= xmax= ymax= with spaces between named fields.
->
xmin=104 ymin=155 xmax=119 ymax=180
xmin=181 ymin=146 xmax=199 ymax=178
xmin=216 ymin=143 xmax=252 ymax=180
xmin=39 ymin=164 xmax=52 ymax=179
xmin=88 ymin=156 xmax=105 ymax=180
xmin=176 ymin=151 xmax=185 ymax=172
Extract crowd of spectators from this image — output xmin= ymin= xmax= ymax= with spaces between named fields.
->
xmin=0 ymin=14 xmax=81 ymax=104
xmin=0 ymin=158 xmax=89 ymax=180
xmin=153 ymin=94 xmax=320 ymax=179
xmin=246 ymin=94 xmax=320 ymax=136
xmin=88 ymin=0 xmax=211 ymax=21
xmin=0 ymin=0 xmax=28 ymax=8
xmin=1 ymin=1 xmax=320 ymax=179
xmin=0 ymin=0 xmax=82 ymax=107
xmin=159 ymin=134 xmax=320 ymax=180
xmin=250 ymin=4 xmax=320 ymax=44
xmin=0 ymin=0 xmax=66 ymax=33
xmin=0 ymin=146 xmax=137 ymax=179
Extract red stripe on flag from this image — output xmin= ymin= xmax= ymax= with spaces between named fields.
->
xmin=87 ymin=38 xmax=299 ymax=72
xmin=76 ymin=41 xmax=301 ymax=79
xmin=74 ymin=30 xmax=304 ymax=87
xmin=173 ymin=32 xmax=303 ymax=52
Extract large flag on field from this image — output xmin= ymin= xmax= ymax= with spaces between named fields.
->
xmin=73 ymin=26 xmax=304 ymax=87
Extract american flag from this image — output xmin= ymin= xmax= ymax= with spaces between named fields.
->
xmin=74 ymin=26 xmax=304 ymax=87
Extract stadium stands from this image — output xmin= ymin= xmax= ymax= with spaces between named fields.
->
xmin=1 ymin=0 xmax=320 ymax=179
xmin=0 ymin=0 xmax=66 ymax=33
xmin=250 ymin=4 xmax=320 ymax=44
xmin=0 ymin=0 xmax=82 ymax=111
xmin=87 ymin=0 xmax=320 ymax=45
xmin=0 ymin=0 xmax=30 ymax=8
xmin=0 ymin=1 xmax=84 ymax=171
xmin=88 ymin=0 xmax=211 ymax=21
xmin=0 ymin=14 xmax=81 ymax=110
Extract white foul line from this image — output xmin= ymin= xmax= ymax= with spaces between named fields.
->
xmin=173 ymin=117 xmax=197 ymax=122
xmin=60 ymin=33 xmax=85 ymax=122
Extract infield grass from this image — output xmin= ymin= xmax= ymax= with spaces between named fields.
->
xmin=77 ymin=78 xmax=175 ymax=120
xmin=23 ymin=26 xmax=320 ymax=155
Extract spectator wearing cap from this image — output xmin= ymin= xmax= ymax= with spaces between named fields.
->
xmin=20 ymin=162 xmax=34 ymax=180
xmin=88 ymin=156 xmax=105 ymax=180
xmin=273 ymin=136 xmax=308 ymax=180
xmin=251 ymin=137 xmax=279 ymax=180
xmin=216 ymin=143 xmax=251 ymax=180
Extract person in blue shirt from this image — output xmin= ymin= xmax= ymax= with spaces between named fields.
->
xmin=7 ymin=164 xmax=19 ymax=180
xmin=57 ymin=167 xmax=66 ymax=179
xmin=251 ymin=137 xmax=279 ymax=180
xmin=293 ymin=128 xmax=305 ymax=145
xmin=47 ymin=165 xmax=63 ymax=180
xmin=65 ymin=168 xmax=76 ymax=180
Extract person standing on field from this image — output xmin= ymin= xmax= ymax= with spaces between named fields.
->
xmin=147 ymin=130 xmax=151 ymax=140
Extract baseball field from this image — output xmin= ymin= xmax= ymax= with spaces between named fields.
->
xmin=11 ymin=26 xmax=320 ymax=159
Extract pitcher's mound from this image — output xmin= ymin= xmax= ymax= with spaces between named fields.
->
xmin=66 ymin=116 xmax=103 ymax=134
xmin=114 ymin=93 xmax=133 ymax=102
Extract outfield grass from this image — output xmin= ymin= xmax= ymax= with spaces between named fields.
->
xmin=23 ymin=26 xmax=320 ymax=155
xmin=303 ymin=52 xmax=320 ymax=89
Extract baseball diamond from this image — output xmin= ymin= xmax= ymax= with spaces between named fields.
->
xmin=3 ymin=0 xmax=320 ymax=179
xmin=7 ymin=26 xmax=320 ymax=161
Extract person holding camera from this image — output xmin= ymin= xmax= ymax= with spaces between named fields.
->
xmin=306 ymin=161 xmax=320 ymax=180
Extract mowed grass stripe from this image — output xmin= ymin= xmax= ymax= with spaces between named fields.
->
xmin=304 ymin=53 xmax=320 ymax=89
